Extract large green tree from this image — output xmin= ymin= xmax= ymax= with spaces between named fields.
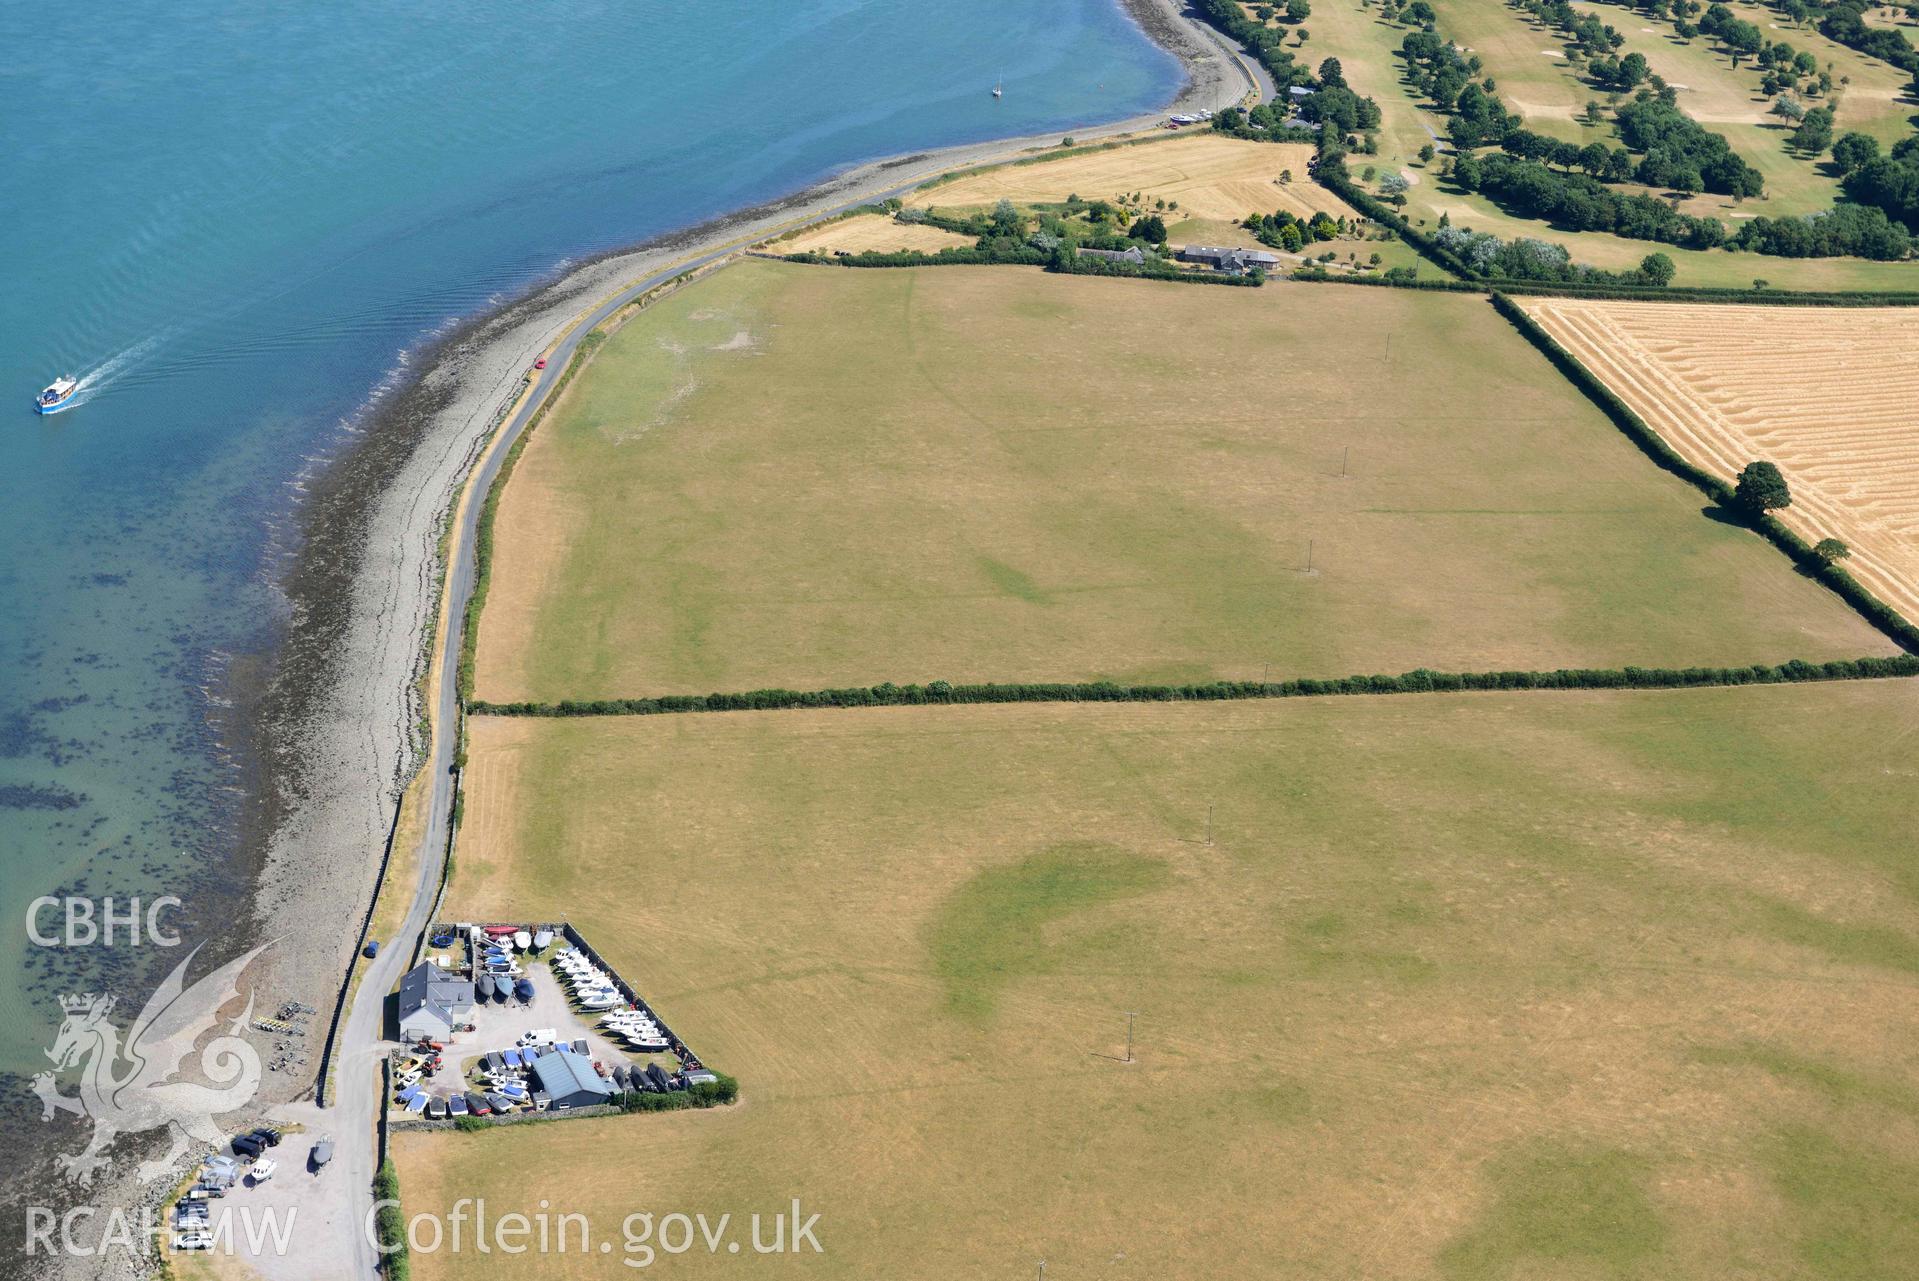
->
xmin=1733 ymin=461 xmax=1792 ymax=515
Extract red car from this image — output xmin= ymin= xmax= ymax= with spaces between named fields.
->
xmin=533 ymin=357 xmax=547 ymax=370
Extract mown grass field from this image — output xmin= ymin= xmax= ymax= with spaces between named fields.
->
xmin=401 ymin=686 xmax=1919 ymax=1279
xmin=1283 ymin=0 xmax=1919 ymax=288
xmin=471 ymin=258 xmax=1887 ymax=703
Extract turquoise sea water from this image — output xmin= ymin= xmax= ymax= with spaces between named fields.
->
xmin=0 ymin=0 xmax=1177 ymax=1090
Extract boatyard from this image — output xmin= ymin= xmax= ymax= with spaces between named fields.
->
xmin=387 ymin=922 xmax=714 ymax=1126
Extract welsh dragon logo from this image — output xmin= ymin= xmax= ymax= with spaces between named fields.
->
xmin=32 ymin=944 xmax=269 ymax=1184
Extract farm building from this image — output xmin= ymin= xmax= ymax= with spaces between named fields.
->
xmin=1075 ymin=245 xmax=1147 ymax=265
xmin=396 ymin=962 xmax=474 ymax=1041
xmin=1177 ymin=245 xmax=1280 ymax=273
xmin=531 ymin=1047 xmax=614 ymax=1110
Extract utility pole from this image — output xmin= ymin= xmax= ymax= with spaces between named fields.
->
xmin=1125 ymin=1011 xmax=1139 ymax=1063
xmin=1206 ymin=802 xmax=1215 ymax=846
xmin=1340 ymin=445 xmax=1350 ymax=478
xmin=1305 ymin=539 xmax=1315 ymax=574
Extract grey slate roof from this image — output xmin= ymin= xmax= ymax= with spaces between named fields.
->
xmin=396 ymin=961 xmax=473 ymax=1030
xmin=531 ymin=1048 xmax=613 ymax=1103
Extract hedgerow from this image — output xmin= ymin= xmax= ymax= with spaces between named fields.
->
xmin=1493 ymin=292 xmax=1919 ymax=650
xmin=616 ymin=1073 xmax=740 ymax=1113
xmin=374 ymin=1159 xmax=408 ymax=1279
xmin=1291 ymin=270 xmax=1919 ymax=306
xmin=783 ymin=244 xmax=1050 ymax=269
xmin=470 ymin=656 xmax=1918 ymax=720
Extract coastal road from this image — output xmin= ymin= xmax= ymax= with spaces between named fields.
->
xmin=325 ymin=237 xmax=741 ymax=1278
xmin=323 ymin=11 xmax=1275 ymax=1270
xmin=1177 ymin=0 xmax=1275 ymax=104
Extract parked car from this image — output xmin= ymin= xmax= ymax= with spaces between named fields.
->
xmin=534 ymin=357 xmax=548 ymax=370
xmin=363 ymin=939 xmax=380 ymax=959
xmin=173 ymin=1233 xmax=214 ymax=1251
xmin=251 ymin=1127 xmax=282 ymax=1147
xmin=250 ymin=1158 xmax=277 ymax=1183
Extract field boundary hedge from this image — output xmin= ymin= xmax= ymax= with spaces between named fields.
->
xmin=1292 ymin=267 xmax=1919 ymax=307
xmin=783 ymin=246 xmax=1051 ymax=269
xmin=784 ymin=246 xmax=1265 ymax=286
xmin=374 ymin=1158 xmax=408 ymax=1279
xmin=470 ymin=655 xmax=1919 ymax=719
xmin=1316 ymin=168 xmax=1478 ymax=278
xmin=1493 ymin=292 xmax=1919 ymax=650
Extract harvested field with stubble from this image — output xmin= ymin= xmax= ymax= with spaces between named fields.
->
xmin=773 ymin=212 xmax=974 ymax=256
xmin=470 ymin=259 xmax=1893 ymax=704
xmin=910 ymin=132 xmax=1350 ymax=222
xmin=403 ymin=686 xmax=1919 ymax=1280
xmin=1523 ymin=297 xmax=1919 ymax=627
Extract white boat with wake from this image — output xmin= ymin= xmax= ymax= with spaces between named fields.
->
xmin=36 ymin=376 xmax=78 ymax=415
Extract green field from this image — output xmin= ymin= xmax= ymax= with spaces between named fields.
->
xmin=1432 ymin=0 xmax=1607 ymax=142
xmin=471 ymin=258 xmax=1886 ymax=704
xmin=1301 ymin=0 xmax=1919 ymax=288
xmin=407 ymin=684 xmax=1919 ymax=1279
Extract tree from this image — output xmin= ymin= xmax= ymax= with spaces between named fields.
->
xmin=1770 ymin=94 xmax=1806 ymax=123
xmin=1318 ymin=56 xmax=1346 ymax=87
xmin=1791 ymin=106 xmax=1834 ymax=155
xmin=1733 ymin=460 xmax=1792 ymax=514
xmin=1831 ymin=131 xmax=1880 ymax=174
xmin=1724 ymin=19 xmax=1764 ymax=64
xmin=1378 ymin=171 xmax=1411 ymax=203
xmin=1813 ymin=537 xmax=1851 ymax=562
xmin=1418 ymin=143 xmax=1436 ymax=163
xmin=1129 ymin=214 xmax=1168 ymax=243
xmin=1638 ymin=251 xmax=1677 ymax=285
xmin=1286 ymin=0 xmax=1311 ymax=20
xmin=991 ymin=198 xmax=1023 ymax=237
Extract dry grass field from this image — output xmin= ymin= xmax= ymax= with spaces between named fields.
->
xmin=1523 ymin=297 xmax=1919 ymax=627
xmin=910 ymin=132 xmax=1352 ymax=223
xmin=399 ymin=688 xmax=1919 ymax=1280
xmin=773 ymin=213 xmax=974 ymax=256
xmin=470 ymin=259 xmax=1890 ymax=704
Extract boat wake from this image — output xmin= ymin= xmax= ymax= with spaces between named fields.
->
xmin=62 ymin=332 xmax=171 ymax=408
